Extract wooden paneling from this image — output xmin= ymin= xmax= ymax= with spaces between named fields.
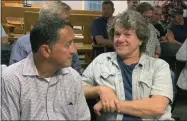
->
xmin=24 ymin=11 xmax=39 ymax=34
xmin=70 ymin=14 xmax=99 ymax=44
xmin=2 ymin=0 xmax=22 ymax=6
xmin=72 ymin=10 xmax=102 ymax=16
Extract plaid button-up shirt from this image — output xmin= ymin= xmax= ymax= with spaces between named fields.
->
xmin=1 ymin=53 xmax=90 ymax=120
xmin=145 ymin=23 xmax=160 ymax=57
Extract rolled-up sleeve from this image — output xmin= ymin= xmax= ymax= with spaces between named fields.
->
xmin=1 ymin=25 xmax=7 ymax=37
xmin=151 ymin=60 xmax=173 ymax=103
xmin=82 ymin=60 xmax=96 ymax=86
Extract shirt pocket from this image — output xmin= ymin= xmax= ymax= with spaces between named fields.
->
xmin=54 ymin=92 xmax=76 ymax=119
xmin=138 ymin=72 xmax=153 ymax=98
xmin=99 ymin=71 xmax=116 ymax=90
xmin=55 ymin=101 xmax=76 ymax=120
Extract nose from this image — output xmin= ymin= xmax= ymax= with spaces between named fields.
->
xmin=116 ymin=34 xmax=126 ymax=43
xmin=103 ymin=10 xmax=107 ymax=14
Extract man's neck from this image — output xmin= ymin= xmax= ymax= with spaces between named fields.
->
xmin=123 ymin=55 xmax=140 ymax=65
xmin=120 ymin=50 xmax=140 ymax=65
xmin=33 ymin=54 xmax=57 ymax=78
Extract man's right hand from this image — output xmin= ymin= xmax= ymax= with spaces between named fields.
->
xmin=94 ymin=100 xmax=120 ymax=116
xmin=98 ymin=86 xmax=120 ymax=112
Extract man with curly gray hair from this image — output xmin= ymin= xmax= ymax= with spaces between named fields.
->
xmin=82 ymin=10 xmax=173 ymax=120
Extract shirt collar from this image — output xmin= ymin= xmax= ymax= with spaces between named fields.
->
xmin=22 ymin=53 xmax=70 ymax=76
xmin=22 ymin=53 xmax=38 ymax=76
xmin=106 ymin=52 xmax=146 ymax=68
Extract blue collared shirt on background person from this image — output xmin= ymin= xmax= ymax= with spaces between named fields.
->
xmin=1 ymin=24 xmax=7 ymax=38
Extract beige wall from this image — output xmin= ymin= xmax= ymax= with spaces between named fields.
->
xmin=113 ymin=1 xmax=127 ymax=16
xmin=29 ymin=1 xmax=84 ymax=10
xmin=29 ymin=0 xmax=159 ymax=15
xmin=62 ymin=1 xmax=84 ymax=10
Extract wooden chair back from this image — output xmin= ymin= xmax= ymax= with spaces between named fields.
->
xmin=2 ymin=6 xmax=24 ymax=24
xmin=72 ymin=10 xmax=102 ymax=16
xmin=24 ymin=11 xmax=39 ymax=34
xmin=4 ymin=3 xmax=23 ymax=7
xmin=24 ymin=6 xmax=40 ymax=12
xmin=70 ymin=14 xmax=99 ymax=44
xmin=2 ymin=0 xmax=22 ymax=6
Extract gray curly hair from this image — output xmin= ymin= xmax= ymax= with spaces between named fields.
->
xmin=108 ymin=10 xmax=150 ymax=53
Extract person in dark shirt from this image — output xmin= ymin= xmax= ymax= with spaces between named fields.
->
xmin=91 ymin=0 xmax=115 ymax=56
xmin=166 ymin=7 xmax=187 ymax=45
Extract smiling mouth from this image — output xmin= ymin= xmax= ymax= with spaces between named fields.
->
xmin=116 ymin=44 xmax=128 ymax=47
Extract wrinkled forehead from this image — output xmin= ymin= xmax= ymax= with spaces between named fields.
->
xmin=114 ymin=24 xmax=135 ymax=32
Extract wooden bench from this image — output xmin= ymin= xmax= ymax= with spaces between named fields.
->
xmin=72 ymin=10 xmax=101 ymax=16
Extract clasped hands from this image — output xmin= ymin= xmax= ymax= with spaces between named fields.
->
xmin=94 ymin=86 xmax=121 ymax=116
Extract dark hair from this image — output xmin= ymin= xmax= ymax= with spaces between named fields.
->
xmin=136 ymin=2 xmax=154 ymax=14
xmin=30 ymin=16 xmax=71 ymax=53
xmin=102 ymin=0 xmax=114 ymax=9
xmin=108 ymin=10 xmax=149 ymax=53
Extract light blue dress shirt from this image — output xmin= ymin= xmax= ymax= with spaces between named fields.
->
xmin=1 ymin=24 xmax=7 ymax=37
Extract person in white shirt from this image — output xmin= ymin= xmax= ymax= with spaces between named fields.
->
xmin=176 ymin=39 xmax=187 ymax=90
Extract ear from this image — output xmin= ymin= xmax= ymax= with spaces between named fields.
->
xmin=139 ymin=41 xmax=142 ymax=46
xmin=39 ymin=44 xmax=51 ymax=58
